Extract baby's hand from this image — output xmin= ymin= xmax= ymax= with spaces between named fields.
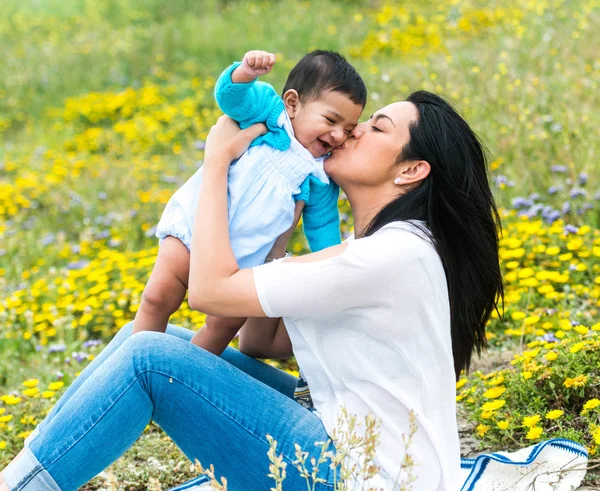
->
xmin=239 ymin=50 xmax=276 ymax=80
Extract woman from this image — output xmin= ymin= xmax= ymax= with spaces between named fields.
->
xmin=0 ymin=91 xmax=503 ymax=491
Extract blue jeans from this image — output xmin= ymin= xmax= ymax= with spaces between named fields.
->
xmin=2 ymin=322 xmax=337 ymax=490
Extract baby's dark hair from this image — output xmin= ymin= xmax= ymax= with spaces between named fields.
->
xmin=282 ymin=50 xmax=367 ymax=107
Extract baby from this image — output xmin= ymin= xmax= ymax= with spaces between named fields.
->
xmin=132 ymin=49 xmax=367 ymax=354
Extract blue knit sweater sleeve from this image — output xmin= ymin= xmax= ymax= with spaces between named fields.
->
xmin=298 ymin=176 xmax=342 ymax=252
xmin=214 ymin=62 xmax=290 ymax=151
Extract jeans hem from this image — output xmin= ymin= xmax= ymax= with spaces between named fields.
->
xmin=23 ymin=427 xmax=40 ymax=448
xmin=2 ymin=445 xmax=62 ymax=491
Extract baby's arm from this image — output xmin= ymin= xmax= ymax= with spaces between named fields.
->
xmin=300 ymin=177 xmax=342 ymax=252
xmin=214 ymin=51 xmax=281 ymax=128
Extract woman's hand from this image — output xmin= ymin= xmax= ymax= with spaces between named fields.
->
xmin=204 ymin=115 xmax=267 ymax=165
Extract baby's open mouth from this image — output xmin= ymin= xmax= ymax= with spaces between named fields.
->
xmin=317 ymin=138 xmax=331 ymax=153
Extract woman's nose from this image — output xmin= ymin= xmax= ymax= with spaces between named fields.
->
xmin=350 ymin=122 xmax=368 ymax=139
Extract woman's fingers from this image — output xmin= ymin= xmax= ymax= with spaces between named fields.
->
xmin=241 ymin=122 xmax=267 ymax=142
xmin=205 ymin=117 xmax=267 ymax=163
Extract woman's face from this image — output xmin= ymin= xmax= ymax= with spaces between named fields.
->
xmin=324 ymin=101 xmax=419 ymax=188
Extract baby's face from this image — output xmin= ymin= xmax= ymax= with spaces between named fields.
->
xmin=288 ymin=90 xmax=363 ymax=158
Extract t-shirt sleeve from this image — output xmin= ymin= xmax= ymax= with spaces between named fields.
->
xmin=253 ymin=224 xmax=432 ymax=318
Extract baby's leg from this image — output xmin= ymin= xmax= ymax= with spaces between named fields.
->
xmin=132 ymin=236 xmax=190 ymax=334
xmin=190 ymin=315 xmax=247 ymax=356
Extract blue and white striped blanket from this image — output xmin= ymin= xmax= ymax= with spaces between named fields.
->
xmin=169 ymin=438 xmax=589 ymax=491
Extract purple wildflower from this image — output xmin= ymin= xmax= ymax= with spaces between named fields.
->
xmin=551 ymin=165 xmax=567 ymax=173
xmin=542 ymin=207 xmax=560 ymax=224
xmin=564 ymin=224 xmax=579 ymax=234
xmin=543 ymin=332 xmax=557 ymax=343
xmin=48 ymin=343 xmax=66 ymax=353
xmin=570 ymin=188 xmax=586 ymax=199
xmin=83 ymin=340 xmax=102 ymax=349
xmin=71 ymin=352 xmax=88 ymax=363
xmin=67 ymin=260 xmax=90 ymax=270
xmin=512 ymin=197 xmax=533 ymax=209
xmin=578 ymin=173 xmax=588 ymax=185
xmin=41 ymin=233 xmax=56 ymax=246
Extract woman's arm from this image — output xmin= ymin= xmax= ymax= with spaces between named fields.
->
xmin=188 ymin=116 xmax=348 ymax=318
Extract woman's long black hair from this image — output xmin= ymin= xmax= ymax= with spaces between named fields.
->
xmin=363 ymin=91 xmax=504 ymax=380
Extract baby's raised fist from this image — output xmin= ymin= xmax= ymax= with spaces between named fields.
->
xmin=240 ymin=50 xmax=276 ymax=78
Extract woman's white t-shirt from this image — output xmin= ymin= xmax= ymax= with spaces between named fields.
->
xmin=252 ymin=221 xmax=461 ymax=491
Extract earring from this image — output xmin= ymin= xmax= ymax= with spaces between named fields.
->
xmin=394 ymin=177 xmax=402 ymax=185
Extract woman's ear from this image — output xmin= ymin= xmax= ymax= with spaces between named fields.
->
xmin=283 ymin=89 xmax=300 ymax=119
xmin=398 ymin=160 xmax=431 ymax=183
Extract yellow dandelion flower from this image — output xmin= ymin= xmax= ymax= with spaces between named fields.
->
xmin=485 ymin=375 xmax=505 ymax=386
xmin=0 ymin=441 xmax=6 ymax=450
xmin=0 ymin=415 xmax=13 ymax=423
xmin=481 ymin=399 xmax=506 ymax=412
xmin=22 ymin=379 xmax=39 ymax=388
xmin=48 ymin=381 xmax=64 ymax=391
xmin=583 ymin=399 xmax=600 ymax=411
xmin=41 ymin=391 xmax=56 ymax=399
xmin=483 ymin=386 xmax=506 ymax=399
xmin=476 ymin=424 xmax=490 ymax=437
xmin=564 ymin=375 xmax=588 ymax=388
xmin=23 ymin=388 xmax=40 ymax=397
xmin=526 ymin=426 xmax=543 ymax=440
xmin=524 ymin=316 xmax=540 ymax=326
xmin=456 ymin=378 xmax=468 ymax=389
xmin=0 ymin=395 xmax=22 ymax=405
xmin=522 ymin=415 xmax=541 ymax=428
xmin=545 ymin=410 xmax=564 ymax=420
xmin=566 ymin=238 xmax=583 ymax=251
xmin=544 ymin=351 xmax=558 ymax=361
xmin=593 ymin=427 xmax=600 ymax=445
xmin=497 ymin=420 xmax=510 ymax=430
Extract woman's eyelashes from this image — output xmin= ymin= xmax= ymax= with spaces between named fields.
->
xmin=371 ymin=125 xmax=383 ymax=133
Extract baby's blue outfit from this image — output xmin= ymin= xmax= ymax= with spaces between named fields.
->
xmin=156 ymin=62 xmax=341 ymax=268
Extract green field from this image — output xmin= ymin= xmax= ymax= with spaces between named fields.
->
xmin=1 ymin=0 xmax=600 ymax=488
